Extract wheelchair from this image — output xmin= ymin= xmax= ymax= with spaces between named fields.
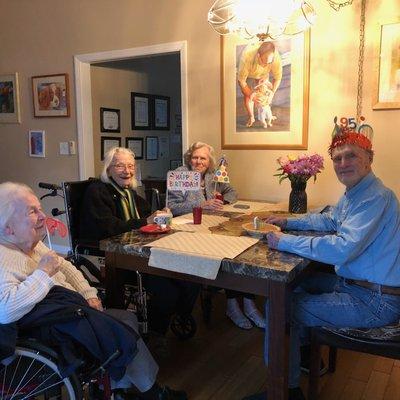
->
xmin=39 ymin=180 xmax=196 ymax=340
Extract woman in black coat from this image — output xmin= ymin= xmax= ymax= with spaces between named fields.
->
xmin=80 ymin=147 xmax=200 ymax=345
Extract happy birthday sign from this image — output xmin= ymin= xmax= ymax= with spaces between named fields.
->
xmin=167 ymin=170 xmax=201 ymax=192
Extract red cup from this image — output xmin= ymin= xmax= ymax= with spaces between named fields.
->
xmin=214 ymin=193 xmax=224 ymax=202
xmin=192 ymin=207 xmax=203 ymax=224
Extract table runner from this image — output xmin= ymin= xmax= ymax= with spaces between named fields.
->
xmin=145 ymin=232 xmax=258 ymax=279
xmin=170 ymin=214 xmax=229 ymax=233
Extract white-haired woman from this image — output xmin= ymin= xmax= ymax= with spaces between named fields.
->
xmin=168 ymin=142 xmax=266 ymax=330
xmin=0 ymin=182 xmax=187 ymax=400
xmin=80 ymin=147 xmax=200 ymax=348
xmin=80 ymin=147 xmax=156 ymax=241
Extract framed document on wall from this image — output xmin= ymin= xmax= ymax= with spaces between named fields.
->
xmin=131 ymin=92 xmax=151 ymax=130
xmin=126 ymin=137 xmax=144 ymax=159
xmin=145 ymin=136 xmax=158 ymax=160
xmin=100 ymin=107 xmax=120 ymax=132
xmin=153 ymin=95 xmax=170 ymax=130
xmin=101 ymin=136 xmax=121 ymax=160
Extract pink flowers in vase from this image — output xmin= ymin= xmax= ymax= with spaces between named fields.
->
xmin=275 ymin=153 xmax=324 ymax=184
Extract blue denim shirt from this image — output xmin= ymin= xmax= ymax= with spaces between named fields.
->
xmin=278 ymin=172 xmax=400 ymax=286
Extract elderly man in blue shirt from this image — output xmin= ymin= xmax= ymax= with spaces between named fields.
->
xmin=244 ymin=125 xmax=400 ymax=400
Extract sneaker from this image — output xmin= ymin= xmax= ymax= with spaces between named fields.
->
xmin=244 ymin=309 xmax=266 ymax=329
xmin=300 ymin=345 xmax=328 ymax=376
xmin=226 ymin=309 xmax=252 ymax=330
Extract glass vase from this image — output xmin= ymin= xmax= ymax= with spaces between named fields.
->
xmin=289 ymin=180 xmax=307 ymax=214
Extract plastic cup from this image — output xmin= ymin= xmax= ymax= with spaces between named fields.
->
xmin=192 ymin=207 xmax=203 ymax=224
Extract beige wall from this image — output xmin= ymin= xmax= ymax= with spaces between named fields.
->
xmin=0 ymin=0 xmax=399 ymax=213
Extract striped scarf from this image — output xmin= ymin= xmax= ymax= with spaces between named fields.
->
xmin=109 ymin=179 xmax=139 ymax=221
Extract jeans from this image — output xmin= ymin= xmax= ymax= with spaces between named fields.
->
xmin=264 ymin=272 xmax=400 ymax=388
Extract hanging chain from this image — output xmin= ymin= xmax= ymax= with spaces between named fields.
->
xmin=326 ymin=0 xmax=354 ymax=11
xmin=356 ymin=0 xmax=366 ymax=122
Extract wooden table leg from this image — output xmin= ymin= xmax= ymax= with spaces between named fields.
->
xmin=267 ymin=280 xmax=290 ymax=400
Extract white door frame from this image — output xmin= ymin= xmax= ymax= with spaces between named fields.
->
xmin=74 ymin=41 xmax=188 ymax=179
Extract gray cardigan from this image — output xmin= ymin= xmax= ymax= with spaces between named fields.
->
xmin=168 ymin=166 xmax=237 ymax=216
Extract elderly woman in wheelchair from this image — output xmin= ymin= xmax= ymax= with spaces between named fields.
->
xmin=0 ymin=182 xmax=187 ymax=400
xmin=79 ymin=147 xmax=200 ymax=351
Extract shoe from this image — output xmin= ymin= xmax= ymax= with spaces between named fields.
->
xmin=244 ymin=309 xmax=266 ymax=329
xmin=242 ymin=387 xmax=305 ymax=400
xmin=226 ymin=309 xmax=252 ymax=330
xmin=157 ymin=385 xmax=188 ymax=400
xmin=300 ymin=345 xmax=328 ymax=376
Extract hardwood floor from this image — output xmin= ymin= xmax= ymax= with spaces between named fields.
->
xmin=156 ymin=292 xmax=400 ymax=400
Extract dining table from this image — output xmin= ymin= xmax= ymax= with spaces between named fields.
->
xmin=100 ymin=203 xmax=317 ymax=400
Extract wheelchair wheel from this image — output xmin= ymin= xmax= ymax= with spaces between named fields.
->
xmin=0 ymin=344 xmax=82 ymax=399
xmin=170 ymin=314 xmax=197 ymax=340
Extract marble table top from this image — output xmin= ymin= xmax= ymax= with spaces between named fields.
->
xmin=100 ymin=210 xmax=313 ymax=283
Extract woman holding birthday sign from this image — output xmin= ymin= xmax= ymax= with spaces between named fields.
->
xmin=169 ymin=142 xmax=266 ymax=330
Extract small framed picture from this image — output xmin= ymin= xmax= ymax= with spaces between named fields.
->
xmin=31 ymin=73 xmax=70 ymax=117
xmin=101 ymin=136 xmax=121 ymax=160
xmin=153 ymin=95 xmax=170 ymax=130
xmin=29 ymin=130 xmax=45 ymax=158
xmin=0 ymin=73 xmax=21 ymax=123
xmin=100 ymin=107 xmax=120 ymax=132
xmin=126 ymin=137 xmax=144 ymax=159
xmin=145 ymin=136 xmax=159 ymax=160
xmin=131 ymin=92 xmax=151 ymax=130
xmin=170 ymin=159 xmax=182 ymax=170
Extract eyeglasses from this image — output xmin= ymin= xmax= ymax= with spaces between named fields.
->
xmin=112 ymin=163 xmax=135 ymax=171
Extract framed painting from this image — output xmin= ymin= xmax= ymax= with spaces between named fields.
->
xmin=126 ymin=137 xmax=144 ymax=159
xmin=101 ymin=136 xmax=121 ymax=160
xmin=373 ymin=20 xmax=400 ymax=110
xmin=29 ymin=130 xmax=45 ymax=157
xmin=153 ymin=95 xmax=170 ymax=130
xmin=131 ymin=92 xmax=151 ymax=130
xmin=0 ymin=73 xmax=21 ymax=123
xmin=145 ymin=136 xmax=158 ymax=160
xmin=100 ymin=107 xmax=120 ymax=132
xmin=221 ymin=32 xmax=310 ymax=149
xmin=32 ymin=73 xmax=70 ymax=117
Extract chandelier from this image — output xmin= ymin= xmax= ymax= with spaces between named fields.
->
xmin=208 ymin=0 xmax=354 ymax=41
xmin=207 ymin=0 xmax=316 ymax=41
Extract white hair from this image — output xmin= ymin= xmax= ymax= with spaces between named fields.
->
xmin=0 ymin=182 xmax=34 ymax=238
xmin=100 ymin=147 xmax=137 ymax=189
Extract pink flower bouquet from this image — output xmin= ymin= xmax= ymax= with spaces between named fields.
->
xmin=275 ymin=153 xmax=324 ymax=184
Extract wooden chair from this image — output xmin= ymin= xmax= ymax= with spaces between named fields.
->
xmin=308 ymin=323 xmax=400 ymax=399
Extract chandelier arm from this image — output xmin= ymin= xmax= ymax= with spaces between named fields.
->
xmin=356 ymin=0 xmax=366 ymax=122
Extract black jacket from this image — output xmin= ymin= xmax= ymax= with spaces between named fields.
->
xmin=79 ymin=180 xmax=151 ymax=243
xmin=0 ymin=286 xmax=139 ymax=380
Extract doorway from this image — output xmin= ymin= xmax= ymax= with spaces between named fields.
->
xmin=74 ymin=41 xmax=188 ymax=179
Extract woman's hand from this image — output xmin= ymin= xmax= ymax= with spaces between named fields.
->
xmin=201 ymin=198 xmax=224 ymax=211
xmin=87 ymin=298 xmax=103 ymax=311
xmin=263 ymin=215 xmax=288 ymax=230
xmin=37 ymin=251 xmax=62 ymax=277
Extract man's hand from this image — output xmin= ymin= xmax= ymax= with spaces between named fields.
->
xmin=263 ymin=215 xmax=287 ymax=229
xmin=201 ymin=198 xmax=223 ymax=211
xmin=37 ymin=251 xmax=62 ymax=277
xmin=266 ymin=231 xmax=284 ymax=249
xmin=87 ymin=298 xmax=103 ymax=311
